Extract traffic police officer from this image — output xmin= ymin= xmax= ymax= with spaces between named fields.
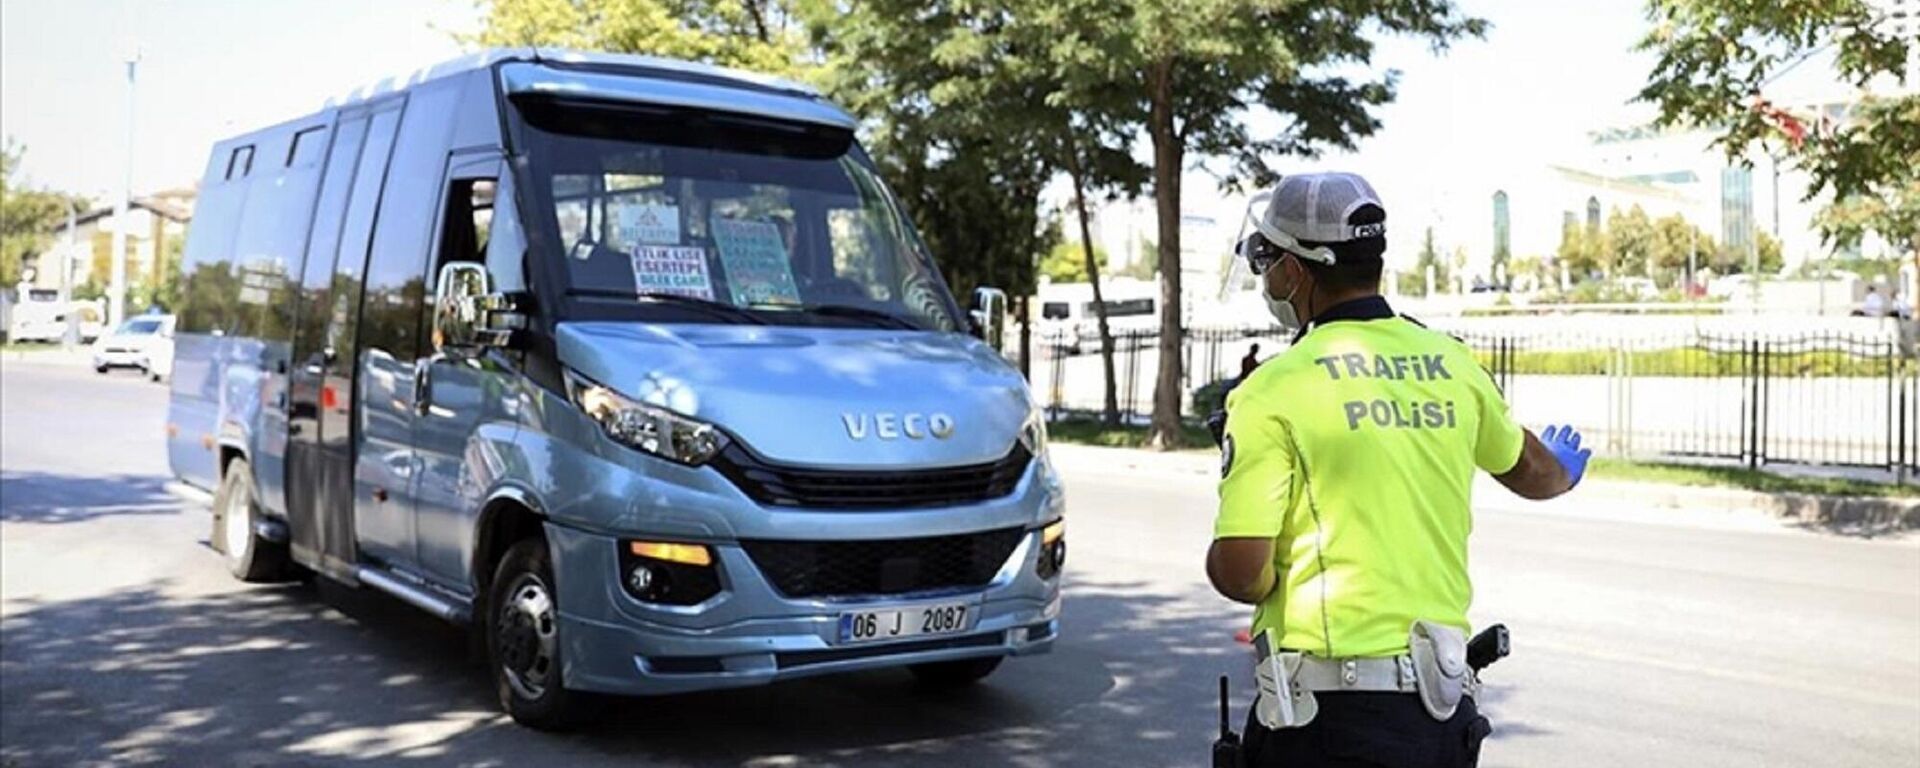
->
xmin=1206 ymin=172 xmax=1590 ymax=767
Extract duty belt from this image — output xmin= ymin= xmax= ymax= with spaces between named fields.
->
xmin=1253 ymin=622 xmax=1483 ymax=729
xmin=1291 ymin=655 xmax=1419 ymax=693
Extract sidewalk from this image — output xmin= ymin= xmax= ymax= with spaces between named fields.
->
xmin=1048 ymin=443 xmax=1920 ymax=534
xmin=0 ymin=346 xmax=93 ymax=368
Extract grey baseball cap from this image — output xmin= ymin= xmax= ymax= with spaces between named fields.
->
xmin=1245 ymin=172 xmax=1387 ymax=265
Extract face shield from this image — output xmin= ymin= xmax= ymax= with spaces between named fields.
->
xmin=1220 ymin=191 xmax=1339 ymax=301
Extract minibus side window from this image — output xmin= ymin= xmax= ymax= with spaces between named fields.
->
xmin=227 ymin=145 xmax=254 ymax=180
xmin=433 ymin=179 xmax=495 ymax=271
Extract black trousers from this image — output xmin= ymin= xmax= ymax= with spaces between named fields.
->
xmin=1241 ymin=692 xmax=1491 ymax=768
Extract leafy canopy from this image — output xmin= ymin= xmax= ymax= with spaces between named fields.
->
xmin=1637 ymin=0 xmax=1917 ymax=254
xmin=1 ymin=140 xmax=86 ymax=288
xmin=467 ymin=0 xmax=811 ymax=76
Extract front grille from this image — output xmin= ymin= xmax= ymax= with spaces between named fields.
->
xmin=742 ymin=527 xmax=1026 ymax=598
xmin=713 ymin=444 xmax=1031 ymax=510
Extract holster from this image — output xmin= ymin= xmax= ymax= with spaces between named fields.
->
xmin=1251 ymin=630 xmax=1318 ymax=729
xmin=1408 ymin=619 xmax=1477 ymax=722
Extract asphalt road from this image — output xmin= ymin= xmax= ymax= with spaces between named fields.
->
xmin=3 ymin=359 xmax=1917 ymax=767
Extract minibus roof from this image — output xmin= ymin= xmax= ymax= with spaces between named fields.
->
xmin=322 ymin=47 xmax=838 ymax=118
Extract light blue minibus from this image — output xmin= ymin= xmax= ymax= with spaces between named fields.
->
xmin=168 ymin=49 xmax=1064 ymax=728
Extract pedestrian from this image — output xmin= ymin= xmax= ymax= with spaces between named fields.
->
xmin=1240 ymin=344 xmax=1262 ymax=380
xmin=1206 ymin=172 xmax=1590 ymax=768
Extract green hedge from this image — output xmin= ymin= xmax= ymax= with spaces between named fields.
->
xmin=1479 ymin=348 xmax=1898 ymax=378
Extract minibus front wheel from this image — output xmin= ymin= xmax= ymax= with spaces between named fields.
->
xmin=486 ymin=536 xmax=584 ymax=730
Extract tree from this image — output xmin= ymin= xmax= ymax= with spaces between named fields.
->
xmin=468 ymin=0 xmax=811 ymax=76
xmin=1103 ymin=0 xmax=1485 ymax=448
xmin=1756 ymin=229 xmax=1784 ymax=275
xmin=1605 ymin=205 xmax=1656 ymax=280
xmin=1650 ymin=213 xmax=1716 ymax=287
xmin=1019 ymin=0 xmax=1150 ymax=425
xmin=0 ymin=140 xmax=84 ymax=289
xmin=812 ymin=0 xmax=1150 ymax=424
xmin=1413 ymin=226 xmax=1447 ymax=295
xmin=1638 ymin=0 xmax=1917 ymax=274
xmin=805 ymin=1 xmax=1061 ymax=380
xmin=1507 ymin=254 xmax=1552 ymax=292
xmin=1038 ymin=232 xmax=1108 ymax=283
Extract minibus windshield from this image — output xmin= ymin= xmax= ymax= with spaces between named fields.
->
xmin=516 ymin=98 xmax=964 ymax=332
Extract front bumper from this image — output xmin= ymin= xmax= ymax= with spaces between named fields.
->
xmin=93 ymin=350 xmax=143 ymax=368
xmin=547 ymin=523 xmax=1062 ymax=697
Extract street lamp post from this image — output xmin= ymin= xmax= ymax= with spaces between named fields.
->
xmin=108 ymin=53 xmax=138 ymax=329
xmin=61 ymin=202 xmax=81 ymax=350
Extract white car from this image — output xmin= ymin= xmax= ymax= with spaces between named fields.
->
xmin=92 ymin=315 xmax=176 ymax=381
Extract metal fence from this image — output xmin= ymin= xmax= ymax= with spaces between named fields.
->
xmin=1032 ymin=327 xmax=1291 ymax=423
xmin=1027 ymin=323 xmax=1919 ymax=481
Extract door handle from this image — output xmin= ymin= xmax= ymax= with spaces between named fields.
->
xmin=413 ymin=359 xmax=434 ymax=416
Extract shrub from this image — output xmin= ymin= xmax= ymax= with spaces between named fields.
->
xmin=1192 ymin=378 xmax=1235 ymax=414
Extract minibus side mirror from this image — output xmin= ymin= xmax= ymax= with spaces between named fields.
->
xmin=970 ymin=286 xmax=1008 ymax=350
xmin=433 ymin=261 xmax=518 ymax=355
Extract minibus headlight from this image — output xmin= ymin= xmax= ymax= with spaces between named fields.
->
xmin=1019 ymin=410 xmax=1049 ymax=457
xmin=567 ymin=371 xmax=728 ymax=465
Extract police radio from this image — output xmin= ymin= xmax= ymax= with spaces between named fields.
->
xmin=1212 ymin=675 xmax=1242 ymax=767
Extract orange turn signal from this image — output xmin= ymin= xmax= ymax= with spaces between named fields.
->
xmin=1042 ymin=520 xmax=1065 ymax=546
xmin=628 ymin=540 xmax=713 ymax=567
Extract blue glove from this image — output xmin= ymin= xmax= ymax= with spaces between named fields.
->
xmin=1540 ymin=425 xmax=1591 ymax=488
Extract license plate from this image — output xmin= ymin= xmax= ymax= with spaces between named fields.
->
xmin=837 ymin=601 xmax=975 ymax=644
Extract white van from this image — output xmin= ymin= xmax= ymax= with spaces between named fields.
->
xmin=1034 ymin=278 xmax=1158 ymax=352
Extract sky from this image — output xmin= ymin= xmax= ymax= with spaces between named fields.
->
xmin=1 ymin=0 xmax=1665 ymax=267
xmin=1 ymin=0 xmax=479 ymax=199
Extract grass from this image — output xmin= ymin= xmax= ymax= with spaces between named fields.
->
xmin=0 ymin=342 xmax=78 ymax=354
xmin=1046 ymin=417 xmax=1215 ymax=451
xmin=1465 ymin=348 xmax=1901 ymax=378
xmin=1586 ymin=458 xmax=1917 ymax=498
xmin=1045 ymin=418 xmax=1917 ymax=498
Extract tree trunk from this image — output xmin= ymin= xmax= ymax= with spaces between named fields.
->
xmin=1017 ymin=294 xmax=1031 ymax=381
xmin=1062 ymin=129 xmax=1121 ymax=425
xmin=1145 ymin=61 xmax=1186 ymax=450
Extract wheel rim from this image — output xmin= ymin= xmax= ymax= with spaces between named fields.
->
xmin=496 ymin=574 xmax=557 ymax=700
xmin=222 ymin=481 xmax=251 ymax=559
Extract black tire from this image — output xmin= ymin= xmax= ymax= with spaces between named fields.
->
xmin=94 ymin=364 xmax=108 ymax=374
xmin=210 ymin=458 xmax=293 ymax=582
xmin=908 ymin=656 xmax=1004 ymax=689
xmin=486 ymin=537 xmax=583 ymax=730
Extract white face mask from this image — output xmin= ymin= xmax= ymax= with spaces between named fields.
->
xmin=1262 ymin=261 xmax=1302 ymax=330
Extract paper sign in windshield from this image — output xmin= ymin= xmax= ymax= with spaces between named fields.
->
xmin=630 ymin=245 xmax=714 ymax=300
xmin=616 ymin=203 xmax=681 ymax=245
xmin=711 ymin=217 xmax=801 ymax=306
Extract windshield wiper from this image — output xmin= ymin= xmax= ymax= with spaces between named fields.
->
xmin=786 ymin=303 xmax=923 ymax=330
xmin=570 ymin=289 xmax=768 ymax=325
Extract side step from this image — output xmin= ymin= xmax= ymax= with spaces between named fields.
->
xmin=356 ymin=566 xmax=472 ymax=624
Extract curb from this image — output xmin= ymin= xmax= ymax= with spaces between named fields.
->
xmin=1050 ymin=443 xmax=1920 ymax=531
xmin=1531 ymin=478 xmax=1920 ymax=531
